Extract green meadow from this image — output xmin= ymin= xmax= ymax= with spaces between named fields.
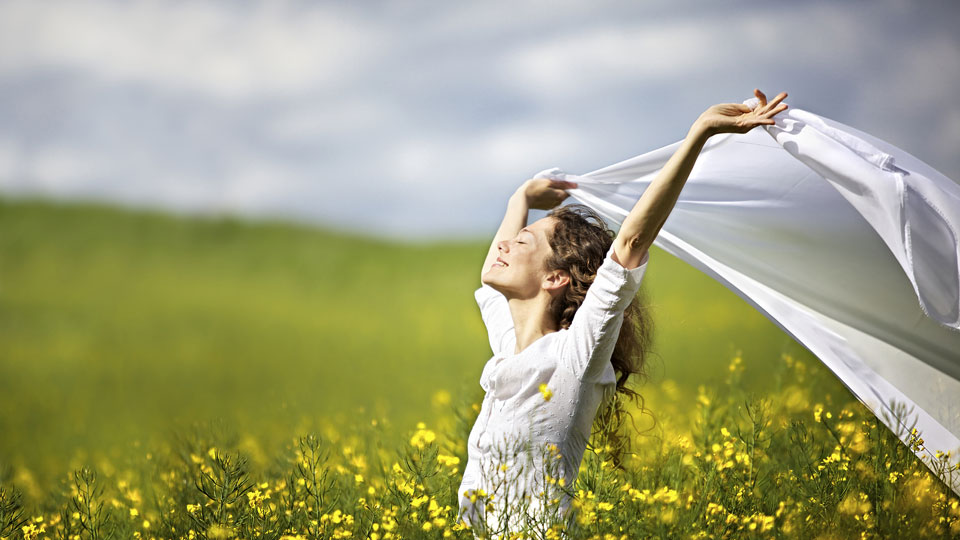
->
xmin=0 ymin=196 xmax=795 ymax=472
xmin=1 ymin=196 xmax=957 ymax=538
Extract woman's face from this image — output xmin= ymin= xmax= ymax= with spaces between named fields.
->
xmin=482 ymin=216 xmax=561 ymax=299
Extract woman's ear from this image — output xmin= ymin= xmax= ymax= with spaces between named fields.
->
xmin=542 ymin=269 xmax=571 ymax=292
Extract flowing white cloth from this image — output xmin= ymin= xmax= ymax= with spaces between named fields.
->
xmin=535 ymin=97 xmax=960 ymax=495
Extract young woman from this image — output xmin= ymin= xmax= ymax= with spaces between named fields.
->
xmin=457 ymin=89 xmax=789 ymax=534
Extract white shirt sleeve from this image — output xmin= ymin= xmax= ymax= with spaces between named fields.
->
xmin=559 ymin=244 xmax=649 ymax=382
xmin=474 ymin=284 xmax=517 ymax=356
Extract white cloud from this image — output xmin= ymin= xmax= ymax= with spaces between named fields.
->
xmin=386 ymin=123 xmax=584 ymax=189
xmin=505 ymin=22 xmax=717 ymax=89
xmin=0 ymin=0 xmax=379 ymax=100
xmin=20 ymin=146 xmax=113 ymax=193
xmin=264 ymin=97 xmax=399 ymax=144
xmin=0 ymin=0 xmax=957 ymax=238
xmin=501 ymin=6 xmax=877 ymax=101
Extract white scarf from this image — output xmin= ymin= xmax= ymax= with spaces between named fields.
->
xmin=536 ymin=97 xmax=960 ymax=495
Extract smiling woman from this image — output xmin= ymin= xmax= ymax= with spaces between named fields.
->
xmin=458 ymin=90 xmax=789 ymax=534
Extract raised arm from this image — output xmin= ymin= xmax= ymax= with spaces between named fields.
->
xmin=611 ymin=89 xmax=789 ymax=269
xmin=480 ymin=177 xmax=578 ymax=281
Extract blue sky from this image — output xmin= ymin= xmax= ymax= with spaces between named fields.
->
xmin=1 ymin=0 xmax=958 ymax=240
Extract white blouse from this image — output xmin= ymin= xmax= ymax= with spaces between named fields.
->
xmin=458 ymin=243 xmax=649 ymax=532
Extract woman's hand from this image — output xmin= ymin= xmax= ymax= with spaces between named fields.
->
xmin=694 ymin=88 xmax=788 ymax=137
xmin=517 ymin=177 xmax=578 ymax=210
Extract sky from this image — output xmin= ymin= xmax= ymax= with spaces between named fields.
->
xmin=1 ymin=0 xmax=958 ymax=240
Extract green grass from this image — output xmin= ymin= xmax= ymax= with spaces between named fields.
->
xmin=2 ymin=196 xmax=958 ymax=538
xmin=1 ymin=196 xmax=816 ymax=495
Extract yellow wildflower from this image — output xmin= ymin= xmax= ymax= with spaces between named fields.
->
xmin=410 ymin=425 xmax=437 ymax=449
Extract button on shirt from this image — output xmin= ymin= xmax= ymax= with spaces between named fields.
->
xmin=458 ymin=243 xmax=649 ymax=533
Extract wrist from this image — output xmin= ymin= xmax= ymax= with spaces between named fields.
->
xmin=688 ymin=119 xmax=715 ymax=142
xmin=510 ymin=185 xmax=531 ymax=206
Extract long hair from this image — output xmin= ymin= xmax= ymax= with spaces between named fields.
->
xmin=543 ymin=204 xmax=656 ymax=468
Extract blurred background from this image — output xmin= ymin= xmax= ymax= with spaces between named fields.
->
xmin=1 ymin=0 xmax=958 ymax=494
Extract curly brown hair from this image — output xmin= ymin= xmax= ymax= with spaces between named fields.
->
xmin=543 ymin=203 xmax=656 ymax=468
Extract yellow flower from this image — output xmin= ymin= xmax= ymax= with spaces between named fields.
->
xmin=838 ymin=492 xmax=871 ymax=515
xmin=539 ymin=383 xmax=553 ymax=401
xmin=728 ymin=354 xmax=742 ymax=372
xmin=410 ymin=426 xmax=437 ymax=449
xmin=21 ymin=523 xmax=46 ymax=540
xmin=437 ymin=454 xmax=460 ymax=468
xmin=696 ymin=385 xmax=711 ymax=407
xmin=432 ymin=390 xmax=452 ymax=407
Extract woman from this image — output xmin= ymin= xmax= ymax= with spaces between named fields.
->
xmin=458 ymin=89 xmax=789 ymax=535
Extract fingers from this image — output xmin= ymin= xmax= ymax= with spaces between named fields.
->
xmin=535 ymin=188 xmax=569 ymax=209
xmin=756 ymin=91 xmax=787 ymax=114
xmin=762 ymin=103 xmax=788 ymax=119
xmin=527 ymin=178 xmax=576 ymax=209
xmin=765 ymin=92 xmax=788 ymax=110
xmin=755 ymin=88 xmax=767 ymax=106
xmin=531 ymin=177 xmax=577 ymax=191
xmin=754 ymin=89 xmax=788 ymax=109
xmin=548 ymin=179 xmax=578 ymax=190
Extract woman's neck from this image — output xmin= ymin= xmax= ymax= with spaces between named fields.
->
xmin=506 ymin=293 xmax=560 ymax=355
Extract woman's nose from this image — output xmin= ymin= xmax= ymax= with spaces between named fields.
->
xmin=497 ymin=240 xmax=509 ymax=253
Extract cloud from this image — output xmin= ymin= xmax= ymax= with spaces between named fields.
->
xmin=0 ymin=0 xmax=957 ymax=239
xmin=499 ymin=5 xmax=883 ymax=104
xmin=387 ymin=122 xmax=583 ymax=186
xmin=504 ymin=22 xmax=722 ymax=91
xmin=0 ymin=1 xmax=378 ymax=100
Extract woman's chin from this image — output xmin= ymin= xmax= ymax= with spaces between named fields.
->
xmin=480 ymin=273 xmax=496 ymax=287
xmin=481 ymin=274 xmax=505 ymax=291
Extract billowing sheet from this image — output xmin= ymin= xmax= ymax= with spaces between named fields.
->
xmin=536 ymin=97 xmax=960 ymax=494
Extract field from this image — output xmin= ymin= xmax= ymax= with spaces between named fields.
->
xmin=1 ymin=196 xmax=957 ymax=539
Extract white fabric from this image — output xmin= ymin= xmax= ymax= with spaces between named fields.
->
xmin=534 ymin=97 xmax=960 ymax=495
xmin=459 ymin=243 xmax=649 ymax=532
